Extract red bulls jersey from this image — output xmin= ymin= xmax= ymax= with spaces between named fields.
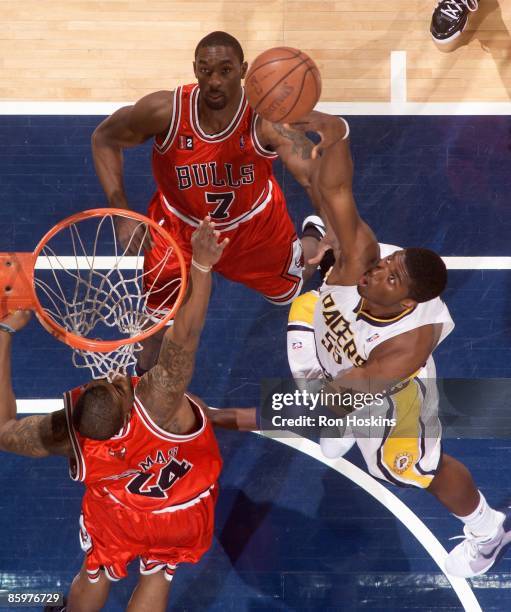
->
xmin=152 ymin=83 xmax=280 ymax=232
xmin=63 ymin=378 xmax=222 ymax=513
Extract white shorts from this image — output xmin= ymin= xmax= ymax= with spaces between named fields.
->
xmin=287 ymin=291 xmax=323 ymax=385
xmin=352 ymin=377 xmax=442 ymax=489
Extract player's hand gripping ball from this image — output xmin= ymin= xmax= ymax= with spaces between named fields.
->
xmin=244 ymin=47 xmax=322 ymax=123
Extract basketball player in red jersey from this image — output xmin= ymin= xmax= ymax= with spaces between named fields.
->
xmin=92 ymin=31 xmax=326 ymax=373
xmin=0 ymin=219 xmax=256 ymax=611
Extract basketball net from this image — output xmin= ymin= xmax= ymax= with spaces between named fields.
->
xmin=0 ymin=209 xmax=187 ymax=381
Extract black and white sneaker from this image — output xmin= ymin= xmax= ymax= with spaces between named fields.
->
xmin=430 ymin=0 xmax=479 ymax=44
xmin=302 ymin=215 xmax=326 ymax=241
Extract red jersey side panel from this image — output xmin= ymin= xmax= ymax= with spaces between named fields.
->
xmin=64 ymin=378 xmax=222 ymax=513
xmin=152 ymin=83 xmax=280 ymax=231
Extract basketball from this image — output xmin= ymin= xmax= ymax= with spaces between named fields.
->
xmin=244 ymin=47 xmax=322 ymax=123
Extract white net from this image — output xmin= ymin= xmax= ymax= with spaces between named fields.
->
xmin=33 ymin=213 xmax=183 ymax=380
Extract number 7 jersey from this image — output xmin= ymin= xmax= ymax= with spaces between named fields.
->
xmin=64 ymin=378 xmax=222 ymax=513
xmin=152 ymin=83 xmax=279 ymax=231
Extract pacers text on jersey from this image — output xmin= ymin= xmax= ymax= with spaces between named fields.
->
xmin=320 ymin=293 xmax=366 ymax=367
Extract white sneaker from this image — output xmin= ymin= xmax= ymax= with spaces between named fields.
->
xmin=302 ymin=215 xmax=326 ymax=239
xmin=319 ymin=426 xmax=356 ymax=459
xmin=445 ymin=511 xmax=511 ymax=577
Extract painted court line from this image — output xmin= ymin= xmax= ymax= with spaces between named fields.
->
xmin=11 ymin=403 xmax=483 ymax=611
xmin=260 ymin=434 xmax=482 ymax=612
xmin=390 ymin=51 xmax=407 ymax=104
xmin=17 ymin=400 xmax=63 ymax=414
xmin=443 ymin=257 xmax=511 ymax=270
xmin=30 ymin=256 xmax=511 ymax=271
xmin=2 ymin=101 xmax=511 ymax=117
xmin=34 ymin=256 xmax=144 ymax=270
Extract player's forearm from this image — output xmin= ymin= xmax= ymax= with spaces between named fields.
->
xmin=316 ymin=131 xmax=357 ymax=219
xmin=331 ymin=363 xmax=402 ymax=396
xmin=207 ymin=407 xmax=257 ymax=431
xmin=0 ymin=334 xmax=17 ymax=427
xmin=316 ymin=131 xmax=379 ymax=259
xmin=169 ymin=265 xmax=212 ymax=346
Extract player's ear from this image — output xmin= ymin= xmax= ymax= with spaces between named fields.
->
xmin=241 ymin=61 xmax=248 ymax=79
xmin=193 ymin=61 xmax=198 ymax=78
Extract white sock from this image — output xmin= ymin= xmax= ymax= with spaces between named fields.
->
xmin=454 ymin=491 xmax=503 ymax=539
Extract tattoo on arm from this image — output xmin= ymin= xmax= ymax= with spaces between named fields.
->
xmin=0 ymin=410 xmax=71 ymax=458
xmin=272 ymin=124 xmax=314 ymax=160
xmin=139 ymin=336 xmax=196 ymax=421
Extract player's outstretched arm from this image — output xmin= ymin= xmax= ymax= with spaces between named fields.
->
xmin=257 ymin=117 xmax=320 ymax=207
xmin=0 ymin=311 xmax=71 ymax=458
xmin=205 ymin=407 xmax=257 ymax=431
xmin=137 ymin=218 xmax=229 ymax=427
xmin=289 ymin=112 xmax=379 ymax=285
xmin=184 ymin=393 xmax=257 ymax=431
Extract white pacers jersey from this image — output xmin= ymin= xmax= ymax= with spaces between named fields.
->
xmin=314 ymin=244 xmax=454 ymax=382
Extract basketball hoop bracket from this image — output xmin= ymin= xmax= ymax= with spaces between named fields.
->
xmin=0 ymin=253 xmax=36 ymax=318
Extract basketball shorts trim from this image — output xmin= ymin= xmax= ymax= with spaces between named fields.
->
xmin=263 ymin=237 xmax=304 ymax=306
xmin=140 ymin=558 xmax=178 ymax=582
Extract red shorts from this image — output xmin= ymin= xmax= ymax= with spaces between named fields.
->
xmin=144 ymin=183 xmax=303 ymax=311
xmin=79 ymin=485 xmax=217 ymax=582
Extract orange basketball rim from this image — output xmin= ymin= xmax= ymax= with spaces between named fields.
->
xmin=0 ymin=208 xmax=187 ymax=352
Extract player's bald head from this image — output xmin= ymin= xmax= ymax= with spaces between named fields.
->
xmin=73 ymin=383 xmax=124 ymax=440
xmin=195 ymin=31 xmax=244 ymax=64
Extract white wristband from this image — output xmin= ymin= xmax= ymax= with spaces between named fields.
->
xmin=340 ymin=117 xmax=350 ymax=140
xmin=0 ymin=322 xmax=16 ymax=335
xmin=191 ymin=258 xmax=212 ymax=273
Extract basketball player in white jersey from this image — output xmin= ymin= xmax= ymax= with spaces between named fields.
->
xmin=286 ymin=112 xmax=510 ymax=578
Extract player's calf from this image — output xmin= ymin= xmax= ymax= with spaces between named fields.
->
xmin=66 ymin=562 xmax=111 ymax=612
xmin=127 ymin=570 xmax=172 ymax=612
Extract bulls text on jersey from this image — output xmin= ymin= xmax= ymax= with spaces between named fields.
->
xmin=175 ymin=162 xmax=255 ymax=190
xmin=320 ymin=293 xmax=366 ymax=367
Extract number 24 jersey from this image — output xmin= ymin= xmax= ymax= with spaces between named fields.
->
xmin=64 ymin=378 xmax=222 ymax=513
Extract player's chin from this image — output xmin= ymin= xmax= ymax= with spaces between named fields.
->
xmin=204 ymin=96 xmax=227 ymax=110
xmin=356 ymin=284 xmax=367 ymax=297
